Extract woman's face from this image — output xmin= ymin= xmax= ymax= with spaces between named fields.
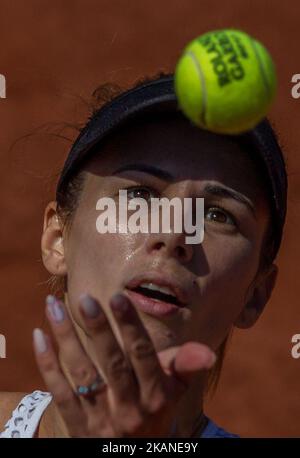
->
xmin=44 ymin=115 xmax=274 ymax=356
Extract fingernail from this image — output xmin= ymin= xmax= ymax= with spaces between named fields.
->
xmin=80 ymin=294 xmax=100 ymax=319
xmin=46 ymin=295 xmax=65 ymax=323
xmin=111 ymin=294 xmax=129 ymax=313
xmin=33 ymin=328 xmax=48 ymax=354
xmin=208 ymin=352 xmax=217 ymax=367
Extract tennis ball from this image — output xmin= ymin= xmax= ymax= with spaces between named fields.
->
xmin=174 ymin=29 xmax=277 ymax=134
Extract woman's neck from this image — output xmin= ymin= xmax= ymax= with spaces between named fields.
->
xmin=171 ymin=374 xmax=206 ymax=437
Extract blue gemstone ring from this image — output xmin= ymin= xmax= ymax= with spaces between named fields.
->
xmin=76 ymin=374 xmax=106 ymax=397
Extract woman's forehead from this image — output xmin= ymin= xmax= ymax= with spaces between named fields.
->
xmin=85 ymin=115 xmax=266 ymax=196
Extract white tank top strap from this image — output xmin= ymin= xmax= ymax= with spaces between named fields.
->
xmin=0 ymin=390 xmax=52 ymax=438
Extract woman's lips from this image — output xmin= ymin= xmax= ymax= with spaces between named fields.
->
xmin=125 ymin=288 xmax=183 ymax=317
xmin=125 ymin=272 xmax=189 ymax=306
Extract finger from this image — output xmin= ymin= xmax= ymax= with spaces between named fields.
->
xmin=33 ymin=327 xmax=87 ymax=437
xmin=163 ymin=342 xmax=216 ymax=386
xmin=78 ymin=293 xmax=138 ymax=404
xmin=45 ymin=295 xmax=102 ymax=399
xmin=109 ymin=293 xmax=167 ymax=406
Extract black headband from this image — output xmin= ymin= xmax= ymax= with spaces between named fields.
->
xmin=56 ymin=75 xmax=288 ymax=260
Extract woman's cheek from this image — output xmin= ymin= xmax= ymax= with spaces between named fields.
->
xmin=188 ymin=243 xmax=259 ymax=348
xmin=186 ymin=280 xmax=243 ymax=350
xmin=65 ymin=229 xmax=142 ymax=307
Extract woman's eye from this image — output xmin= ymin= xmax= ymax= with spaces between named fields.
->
xmin=205 ymin=206 xmax=236 ymax=226
xmin=126 ymin=187 xmax=158 ymax=201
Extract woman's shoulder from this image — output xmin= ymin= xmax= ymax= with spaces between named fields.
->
xmin=0 ymin=392 xmax=27 ymax=431
xmin=0 ymin=390 xmax=54 ymax=437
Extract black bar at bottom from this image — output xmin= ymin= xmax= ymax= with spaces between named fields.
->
xmin=0 ymin=438 xmax=299 ymax=455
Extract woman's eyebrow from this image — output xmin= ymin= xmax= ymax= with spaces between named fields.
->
xmin=113 ymin=163 xmax=174 ymax=181
xmin=204 ymin=183 xmax=256 ymax=218
xmin=112 ymin=167 xmax=255 ymax=216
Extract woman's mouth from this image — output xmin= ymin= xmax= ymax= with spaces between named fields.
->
xmin=124 ymin=276 xmax=188 ymax=317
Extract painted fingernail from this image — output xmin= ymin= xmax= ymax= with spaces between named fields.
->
xmin=208 ymin=352 xmax=217 ymax=367
xmin=33 ymin=328 xmax=48 ymax=354
xmin=111 ymin=294 xmax=129 ymax=313
xmin=80 ymin=294 xmax=100 ymax=319
xmin=46 ymin=295 xmax=65 ymax=323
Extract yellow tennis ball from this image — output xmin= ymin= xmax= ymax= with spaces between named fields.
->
xmin=174 ymin=29 xmax=277 ymax=134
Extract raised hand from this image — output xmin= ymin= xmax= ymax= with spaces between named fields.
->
xmin=33 ymin=293 xmax=216 ymax=437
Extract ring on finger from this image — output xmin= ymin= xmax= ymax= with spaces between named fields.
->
xmin=76 ymin=374 xmax=106 ymax=398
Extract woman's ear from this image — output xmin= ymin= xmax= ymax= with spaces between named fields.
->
xmin=234 ymin=264 xmax=278 ymax=329
xmin=41 ymin=201 xmax=67 ymax=276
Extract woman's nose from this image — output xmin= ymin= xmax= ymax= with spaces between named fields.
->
xmin=145 ymin=230 xmax=194 ymax=264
